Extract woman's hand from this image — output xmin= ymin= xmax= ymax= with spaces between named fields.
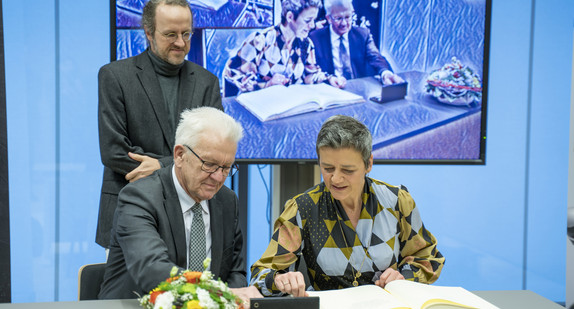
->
xmin=275 ymin=271 xmax=308 ymax=297
xmin=266 ymin=74 xmax=289 ymax=87
xmin=374 ymin=268 xmax=405 ymax=288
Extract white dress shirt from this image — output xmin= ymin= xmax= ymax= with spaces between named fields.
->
xmin=330 ymin=26 xmax=350 ymax=77
xmin=171 ymin=166 xmax=212 ymax=269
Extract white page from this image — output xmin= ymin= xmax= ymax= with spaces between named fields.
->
xmin=384 ymin=281 xmax=499 ymax=309
xmin=235 ymin=83 xmax=364 ymax=121
xmin=307 ymin=285 xmax=410 ymax=309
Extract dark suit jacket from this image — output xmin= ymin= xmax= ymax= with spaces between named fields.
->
xmin=96 ymin=49 xmax=223 ymax=248
xmin=310 ymin=26 xmax=393 ymax=78
xmin=98 ymin=165 xmax=246 ymax=299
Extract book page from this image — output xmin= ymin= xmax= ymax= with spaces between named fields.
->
xmin=384 ymin=280 xmax=499 ymax=309
xmin=235 ymin=85 xmax=319 ymax=121
xmin=304 ymin=83 xmax=365 ymax=109
xmin=235 ymin=84 xmax=364 ymax=121
xmin=307 ymin=285 xmax=410 ymax=309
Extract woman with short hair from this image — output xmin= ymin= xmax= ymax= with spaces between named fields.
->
xmin=250 ymin=115 xmax=445 ymax=297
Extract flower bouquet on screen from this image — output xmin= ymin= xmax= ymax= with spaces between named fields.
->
xmin=425 ymin=56 xmax=483 ymax=106
xmin=138 ymin=259 xmax=244 ymax=309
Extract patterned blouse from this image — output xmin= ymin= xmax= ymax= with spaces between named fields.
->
xmin=223 ymin=25 xmax=330 ymax=93
xmin=250 ymin=177 xmax=445 ymax=296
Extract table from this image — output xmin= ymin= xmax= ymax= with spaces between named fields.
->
xmin=223 ymin=72 xmax=483 ymax=162
xmin=473 ymin=290 xmax=565 ymax=309
xmin=0 ymin=290 xmax=563 ymax=308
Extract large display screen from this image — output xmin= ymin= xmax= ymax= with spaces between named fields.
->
xmin=112 ymin=0 xmax=491 ymax=164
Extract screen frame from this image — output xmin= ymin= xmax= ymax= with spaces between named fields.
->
xmin=109 ymin=0 xmax=491 ymax=165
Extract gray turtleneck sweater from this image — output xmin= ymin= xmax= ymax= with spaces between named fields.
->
xmin=147 ymin=49 xmax=185 ymax=132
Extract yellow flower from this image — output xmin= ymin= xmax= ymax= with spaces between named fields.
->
xmin=185 ymin=300 xmax=202 ymax=309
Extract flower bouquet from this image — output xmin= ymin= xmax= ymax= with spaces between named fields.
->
xmin=139 ymin=259 xmax=244 ymax=309
xmin=425 ymin=57 xmax=482 ymax=106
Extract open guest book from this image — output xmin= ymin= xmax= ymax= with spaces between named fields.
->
xmin=306 ymin=280 xmax=499 ymax=309
xmin=235 ymin=83 xmax=365 ymax=122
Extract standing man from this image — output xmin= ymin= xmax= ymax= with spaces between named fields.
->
xmin=99 ymin=107 xmax=262 ymax=303
xmin=96 ymin=0 xmax=223 ymax=248
xmin=310 ymin=0 xmax=403 ymax=84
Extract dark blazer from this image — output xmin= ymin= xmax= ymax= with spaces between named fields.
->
xmin=98 ymin=165 xmax=246 ymax=299
xmin=310 ymin=26 xmax=393 ymax=78
xmin=96 ymin=50 xmax=223 ymax=248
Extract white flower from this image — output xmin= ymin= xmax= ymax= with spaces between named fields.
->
xmin=153 ymin=291 xmax=175 ymax=309
xmin=220 ymin=295 xmax=238 ymax=309
xmin=181 ymin=293 xmax=194 ymax=302
xmin=197 ymin=287 xmax=219 ymax=309
xmin=211 ymin=280 xmax=228 ymax=292
xmin=200 ymin=270 xmax=213 ymax=281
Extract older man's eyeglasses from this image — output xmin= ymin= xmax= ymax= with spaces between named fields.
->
xmin=157 ymin=30 xmax=193 ymax=43
xmin=330 ymin=13 xmax=355 ymax=24
xmin=184 ymin=145 xmax=238 ymax=177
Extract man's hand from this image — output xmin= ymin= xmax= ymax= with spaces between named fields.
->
xmin=125 ymin=152 xmax=161 ymax=183
xmin=275 ymin=271 xmax=308 ymax=297
xmin=380 ymin=70 xmax=404 ymax=85
xmin=230 ymin=286 xmax=263 ymax=308
xmin=374 ymin=268 xmax=404 ymax=288
xmin=328 ymin=75 xmax=347 ymax=88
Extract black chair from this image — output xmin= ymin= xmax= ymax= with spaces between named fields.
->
xmin=78 ymin=262 xmax=106 ymax=300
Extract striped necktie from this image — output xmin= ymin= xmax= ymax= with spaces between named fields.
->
xmin=339 ymin=35 xmax=353 ymax=79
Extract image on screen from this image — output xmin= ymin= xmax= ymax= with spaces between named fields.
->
xmin=112 ymin=0 xmax=490 ymax=164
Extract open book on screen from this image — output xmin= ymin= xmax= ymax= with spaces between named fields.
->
xmin=235 ymin=83 xmax=365 ymax=122
xmin=306 ymin=280 xmax=499 ymax=309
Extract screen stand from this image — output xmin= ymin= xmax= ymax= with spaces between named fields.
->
xmin=0 ymin=1 xmax=11 ymax=302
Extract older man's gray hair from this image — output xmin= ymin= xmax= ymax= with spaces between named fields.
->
xmin=175 ymin=107 xmax=244 ymax=149
xmin=324 ymin=0 xmax=354 ymax=15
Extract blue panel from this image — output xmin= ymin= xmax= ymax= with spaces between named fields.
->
xmin=4 ymin=0 xmax=58 ymax=303
xmin=525 ymin=0 xmax=572 ymax=301
xmin=56 ymin=0 xmax=110 ymax=301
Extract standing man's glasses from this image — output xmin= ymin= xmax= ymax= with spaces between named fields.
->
xmin=184 ymin=145 xmax=238 ymax=177
xmin=157 ymin=31 xmax=193 ymax=43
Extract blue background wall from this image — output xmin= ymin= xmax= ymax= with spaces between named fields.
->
xmin=3 ymin=0 xmax=572 ymax=304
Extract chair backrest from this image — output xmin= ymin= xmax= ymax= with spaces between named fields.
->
xmin=78 ymin=262 xmax=106 ymax=300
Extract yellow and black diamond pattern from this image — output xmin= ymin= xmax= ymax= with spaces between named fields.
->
xmin=251 ymin=177 xmax=445 ymax=296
